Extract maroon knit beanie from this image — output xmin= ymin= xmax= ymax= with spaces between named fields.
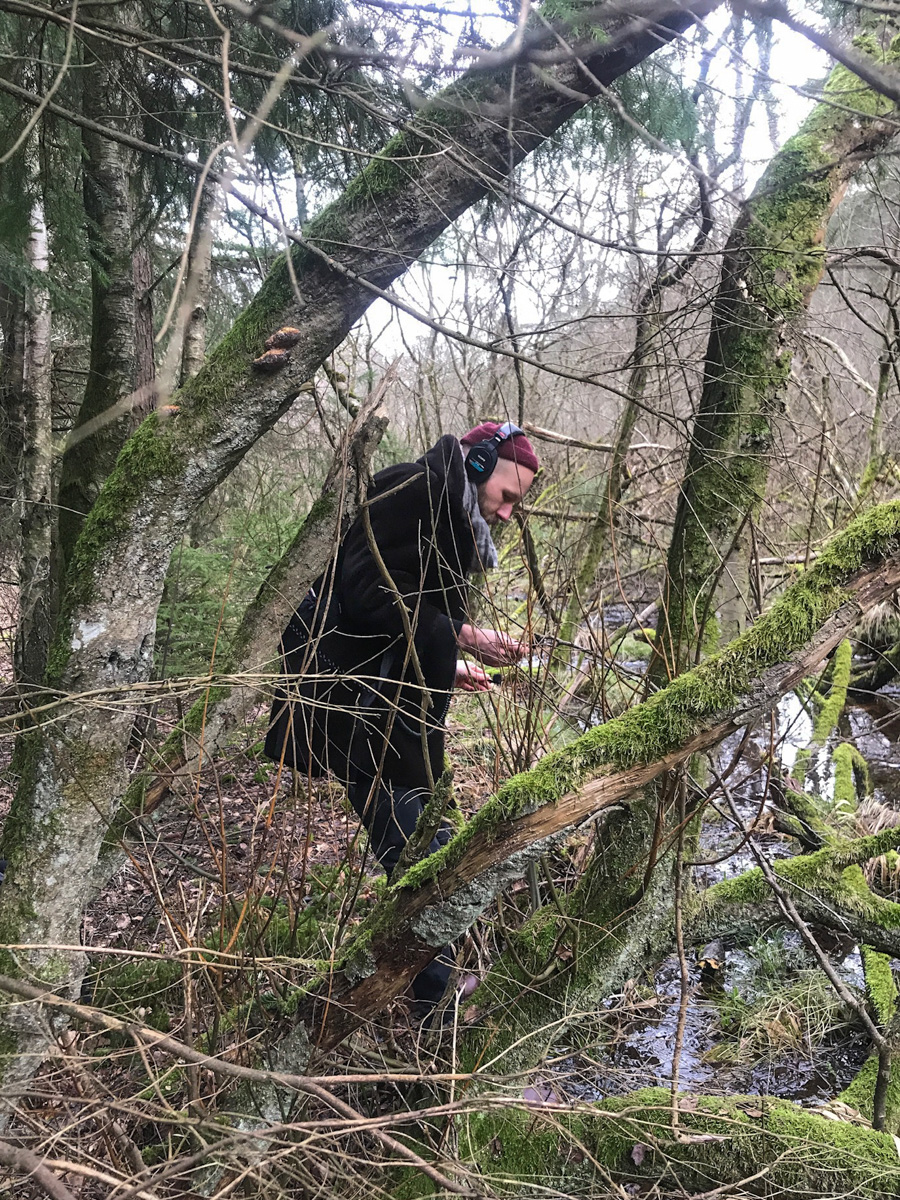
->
xmin=460 ymin=421 xmax=539 ymax=475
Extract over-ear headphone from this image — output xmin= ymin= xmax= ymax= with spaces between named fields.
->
xmin=464 ymin=422 xmax=524 ymax=483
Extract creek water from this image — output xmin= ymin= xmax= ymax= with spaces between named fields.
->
xmin=556 ymin=677 xmax=900 ymax=1106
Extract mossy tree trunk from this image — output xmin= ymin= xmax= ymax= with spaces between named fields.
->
xmin=55 ymin=21 xmax=154 ymax=570
xmin=297 ymin=504 xmax=900 ymax=1057
xmin=0 ymin=0 xmax=720 ymax=1093
xmin=653 ymin=17 xmax=900 ymax=683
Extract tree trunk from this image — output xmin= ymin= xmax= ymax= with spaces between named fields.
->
xmin=180 ymin=181 xmax=217 ymax=384
xmin=55 ymin=29 xmax=152 ymax=565
xmin=653 ymin=19 xmax=900 ymax=682
xmin=14 ymin=187 xmax=53 ymax=689
xmin=0 ymin=287 xmax=26 ymax=540
xmin=0 ymin=0 xmax=717 ymax=1091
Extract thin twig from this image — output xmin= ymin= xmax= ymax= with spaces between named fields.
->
xmin=0 ymin=1139 xmax=78 ymax=1200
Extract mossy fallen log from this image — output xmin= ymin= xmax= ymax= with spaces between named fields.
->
xmin=298 ymin=503 xmax=900 ymax=1055
xmin=416 ymin=1089 xmax=900 ymax=1199
xmin=697 ymin=829 xmax=900 ymax=957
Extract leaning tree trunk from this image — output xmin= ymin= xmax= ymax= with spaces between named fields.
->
xmin=295 ymin=502 xmax=900 ymax=1058
xmin=653 ymin=14 xmax=900 ymax=683
xmin=0 ymin=0 xmax=720 ymax=1094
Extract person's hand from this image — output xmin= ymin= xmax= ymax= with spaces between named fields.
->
xmin=457 ymin=624 xmax=525 ymax=667
xmin=455 ymin=660 xmax=492 ymax=692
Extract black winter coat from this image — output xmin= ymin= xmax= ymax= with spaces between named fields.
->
xmin=264 ymin=435 xmax=479 ymax=787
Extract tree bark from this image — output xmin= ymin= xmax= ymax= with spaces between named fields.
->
xmin=55 ymin=24 xmax=153 ymax=566
xmin=14 ymin=187 xmax=53 ymax=689
xmin=180 ymin=181 xmax=217 ymax=384
xmin=653 ymin=17 xmax=900 ymax=682
xmin=0 ymin=286 xmax=26 ymax=544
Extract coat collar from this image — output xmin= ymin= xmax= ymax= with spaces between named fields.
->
xmin=417 ymin=433 xmax=466 ymax=498
xmin=416 ymin=434 xmax=497 ymax=571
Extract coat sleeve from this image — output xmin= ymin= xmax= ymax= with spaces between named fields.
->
xmin=338 ymin=465 xmax=468 ymax=650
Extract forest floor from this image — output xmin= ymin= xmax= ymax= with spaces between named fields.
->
xmin=2 ymin=602 xmax=900 ymax=1119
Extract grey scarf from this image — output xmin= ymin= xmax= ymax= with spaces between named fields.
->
xmin=459 ymin=442 xmax=499 ymax=571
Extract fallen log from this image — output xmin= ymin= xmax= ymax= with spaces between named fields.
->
xmin=298 ymin=502 xmax=900 ymax=1055
xmin=446 ymin=1087 xmax=900 ymax=1199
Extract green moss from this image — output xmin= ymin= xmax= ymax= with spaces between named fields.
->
xmin=812 ymin=638 xmax=852 ymax=744
xmin=84 ymin=954 xmax=184 ymax=1033
xmin=838 ymin=946 xmax=900 ymax=1132
xmin=833 ymin=742 xmax=872 ymax=810
xmin=340 ymin=927 xmax=376 ymax=985
xmin=614 ymin=634 xmax=653 ymax=662
xmin=704 ymin=827 xmax=900 ymax=924
xmin=778 ymin=784 xmax=837 ymax=845
xmin=414 ymin=1088 xmax=900 ymax=1197
xmin=862 ymin=946 xmax=897 ymax=1025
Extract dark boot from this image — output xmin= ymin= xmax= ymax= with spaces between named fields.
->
xmin=347 ymin=779 xmax=455 ymax=1013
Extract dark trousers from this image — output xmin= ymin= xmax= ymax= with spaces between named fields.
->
xmin=347 ymin=693 xmax=456 ymax=1015
xmin=347 ymin=776 xmax=455 ymax=1012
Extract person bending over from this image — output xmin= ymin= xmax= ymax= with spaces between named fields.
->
xmin=265 ymin=421 xmax=539 ymax=1013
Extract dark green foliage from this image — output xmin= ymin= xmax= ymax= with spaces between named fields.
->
xmin=156 ymin=491 xmax=302 ymax=675
xmin=83 ymin=955 xmax=184 ymax=1034
xmin=554 ymin=60 xmax=700 ymax=162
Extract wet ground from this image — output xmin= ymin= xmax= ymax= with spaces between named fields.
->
xmin=563 ymin=672 xmax=900 ymax=1106
xmin=563 ymin=943 xmax=870 ymax=1104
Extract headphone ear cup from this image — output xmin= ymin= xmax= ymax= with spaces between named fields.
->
xmin=465 ymin=442 xmax=498 ymax=482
